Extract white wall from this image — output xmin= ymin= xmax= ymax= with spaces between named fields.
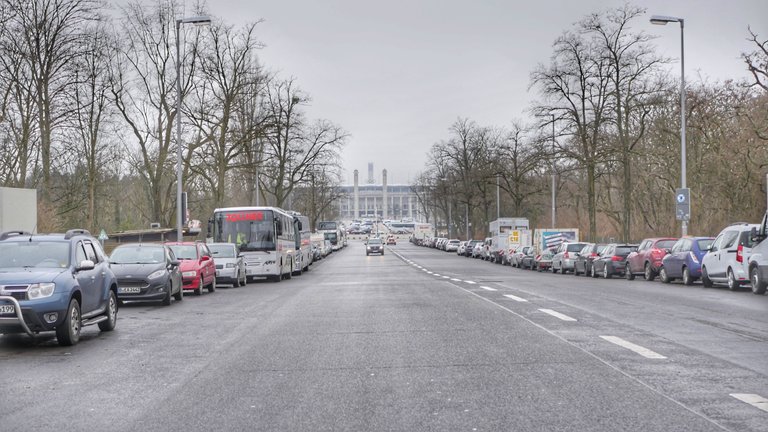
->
xmin=0 ymin=187 xmax=37 ymax=233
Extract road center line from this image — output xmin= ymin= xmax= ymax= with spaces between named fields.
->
xmin=599 ymin=336 xmax=667 ymax=359
xmin=504 ymin=294 xmax=528 ymax=302
xmin=433 ymin=273 xmax=441 ymax=277
xmin=450 ymin=278 xmax=461 ymax=282
xmin=464 ymin=280 xmax=476 ymax=284
xmin=442 ymin=276 xmax=450 ymax=279
xmin=480 ymin=286 xmax=497 ymax=291
xmin=730 ymin=393 xmax=768 ymax=413
xmin=538 ymin=309 xmax=577 ymax=322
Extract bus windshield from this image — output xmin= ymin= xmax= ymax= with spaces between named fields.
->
xmin=317 ymin=221 xmax=337 ymax=231
xmin=213 ymin=210 xmax=275 ymax=252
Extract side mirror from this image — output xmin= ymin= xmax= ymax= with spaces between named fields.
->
xmin=170 ymin=260 xmax=180 ymax=267
xmin=77 ymin=260 xmax=95 ymax=271
xmin=201 ymin=255 xmax=211 ymax=262
xmin=664 ymin=248 xmax=672 ymax=254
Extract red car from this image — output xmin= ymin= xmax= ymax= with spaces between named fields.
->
xmin=165 ymin=241 xmax=217 ymax=295
xmin=625 ymin=237 xmax=678 ymax=281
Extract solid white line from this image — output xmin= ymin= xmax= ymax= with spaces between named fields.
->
xmin=464 ymin=280 xmax=477 ymax=284
xmin=599 ymin=336 xmax=667 ymax=359
xmin=538 ymin=309 xmax=577 ymax=322
xmin=730 ymin=393 xmax=768 ymax=413
xmin=504 ymin=294 xmax=528 ymax=302
xmin=480 ymin=286 xmax=497 ymax=291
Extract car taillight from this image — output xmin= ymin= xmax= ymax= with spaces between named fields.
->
xmin=564 ymin=252 xmax=569 ymax=259
xmin=611 ymin=256 xmax=624 ymax=261
xmin=591 ymin=252 xmax=598 ymax=257
xmin=689 ymin=251 xmax=700 ymax=264
xmin=736 ymin=244 xmax=743 ymax=263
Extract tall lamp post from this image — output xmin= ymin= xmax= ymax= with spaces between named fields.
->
xmin=176 ymin=16 xmax=211 ymax=241
xmin=651 ymin=14 xmax=687 ymax=236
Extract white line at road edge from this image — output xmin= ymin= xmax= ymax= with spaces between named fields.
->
xmin=480 ymin=286 xmax=497 ymax=291
xmin=453 ymin=287 xmax=727 ymax=430
xmin=599 ymin=336 xmax=667 ymax=359
xmin=730 ymin=394 xmax=768 ymax=413
xmin=504 ymin=294 xmax=528 ymax=302
xmin=538 ymin=308 xmax=577 ymax=322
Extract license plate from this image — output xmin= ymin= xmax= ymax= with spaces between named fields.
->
xmin=0 ymin=304 xmax=15 ymax=315
xmin=118 ymin=287 xmax=141 ymax=294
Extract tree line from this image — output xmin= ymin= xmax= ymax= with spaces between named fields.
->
xmin=0 ymin=0 xmax=347 ymax=233
xmin=414 ymin=4 xmax=768 ymax=243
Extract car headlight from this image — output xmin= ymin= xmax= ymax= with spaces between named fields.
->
xmin=28 ymin=283 xmax=55 ymax=299
xmin=225 ymin=263 xmax=236 ymax=268
xmin=182 ymin=271 xmax=197 ymax=278
xmin=147 ymin=270 xmax=166 ymax=279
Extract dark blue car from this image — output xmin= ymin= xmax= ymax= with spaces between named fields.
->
xmin=659 ymin=236 xmax=715 ymax=285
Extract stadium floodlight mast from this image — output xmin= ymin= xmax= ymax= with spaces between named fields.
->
xmin=651 ymin=14 xmax=688 ymax=236
xmin=176 ymin=16 xmax=211 ymax=241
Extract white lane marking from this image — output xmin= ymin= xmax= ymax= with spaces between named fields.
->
xmin=503 ymin=294 xmax=528 ymax=302
xmin=442 ymin=276 xmax=450 ymax=279
xmin=426 ymin=271 xmax=433 ymax=275
xmin=464 ymin=280 xmax=476 ymax=284
xmin=480 ymin=286 xmax=497 ymax=291
xmin=599 ymin=336 xmax=667 ymax=359
xmin=730 ymin=393 xmax=768 ymax=413
xmin=538 ymin=309 xmax=577 ymax=322
xmin=450 ymin=278 xmax=461 ymax=282
xmin=433 ymin=273 xmax=441 ymax=277
xmin=422 ymin=269 xmax=429 ymax=272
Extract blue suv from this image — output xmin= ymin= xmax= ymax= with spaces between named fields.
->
xmin=0 ymin=229 xmax=118 ymax=346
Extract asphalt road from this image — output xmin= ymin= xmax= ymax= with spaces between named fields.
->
xmin=1 ymin=240 xmax=767 ymax=431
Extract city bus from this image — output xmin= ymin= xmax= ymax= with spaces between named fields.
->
xmin=208 ymin=207 xmax=297 ymax=282
xmin=317 ymin=220 xmax=343 ymax=251
xmin=288 ymin=211 xmax=312 ymax=274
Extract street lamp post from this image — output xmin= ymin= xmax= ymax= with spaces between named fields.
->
xmin=651 ymin=14 xmax=687 ymax=236
xmin=176 ymin=15 xmax=211 ymax=241
xmin=496 ymin=173 xmax=500 ymax=220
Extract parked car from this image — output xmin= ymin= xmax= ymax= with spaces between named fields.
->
xmin=444 ymin=239 xmax=461 ymax=252
xmin=701 ymin=223 xmax=759 ymax=290
xmin=465 ymin=240 xmax=483 ymax=257
xmin=472 ymin=241 xmax=485 ymax=258
xmin=166 ymin=241 xmax=217 ymax=295
xmin=625 ymin=237 xmax=678 ymax=281
xmin=534 ymin=249 xmax=555 ymax=272
xmin=748 ymin=211 xmax=768 ymax=295
xmin=591 ymin=244 xmax=638 ymax=278
xmin=573 ymin=243 xmax=607 ymax=276
xmin=0 ymin=229 xmax=118 ymax=346
xmin=456 ymin=241 xmax=467 ymax=255
xmin=658 ymin=237 xmax=714 ymax=285
xmin=510 ymin=246 xmax=534 ymax=268
xmin=519 ymin=248 xmax=537 ymax=270
xmin=208 ymin=242 xmax=247 ymax=287
xmin=386 ymin=235 xmax=397 ymax=245
xmin=109 ymin=243 xmax=183 ymax=305
xmin=366 ymin=237 xmax=384 ymax=255
xmin=551 ymin=242 xmax=588 ymax=274
xmin=482 ymin=237 xmax=493 ymax=260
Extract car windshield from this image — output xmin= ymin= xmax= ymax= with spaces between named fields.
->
xmin=0 ymin=241 xmax=70 ymax=268
xmin=110 ymin=245 xmax=165 ymax=264
xmin=567 ymin=243 xmax=584 ymax=252
xmin=208 ymin=244 xmax=236 ymax=258
xmin=368 ymin=239 xmax=382 ymax=245
xmin=167 ymin=245 xmax=198 ymax=260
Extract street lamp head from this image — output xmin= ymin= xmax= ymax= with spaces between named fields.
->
xmin=178 ymin=16 xmax=212 ymax=25
xmin=650 ymin=15 xmax=682 ymax=25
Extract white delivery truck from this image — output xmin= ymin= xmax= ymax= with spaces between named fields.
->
xmin=411 ymin=223 xmax=433 ymax=245
xmin=489 ymin=218 xmax=530 ymax=264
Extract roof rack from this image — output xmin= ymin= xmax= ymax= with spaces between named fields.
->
xmin=64 ymin=229 xmax=92 ymax=239
xmin=728 ymin=222 xmax=751 ymax=226
xmin=0 ymin=230 xmax=33 ymax=241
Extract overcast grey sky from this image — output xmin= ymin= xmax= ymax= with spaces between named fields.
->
xmin=206 ymin=0 xmax=768 ymax=186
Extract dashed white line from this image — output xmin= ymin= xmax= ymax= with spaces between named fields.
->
xmin=464 ymin=280 xmax=476 ymax=284
xmin=599 ymin=336 xmax=667 ymax=359
xmin=480 ymin=286 xmax=497 ymax=291
xmin=730 ymin=393 xmax=768 ymax=413
xmin=538 ymin=309 xmax=577 ymax=322
xmin=450 ymin=278 xmax=461 ymax=282
xmin=426 ymin=271 xmax=433 ymax=275
xmin=503 ymin=294 xmax=528 ymax=302
xmin=442 ymin=276 xmax=450 ymax=279
xmin=433 ymin=274 xmax=441 ymax=277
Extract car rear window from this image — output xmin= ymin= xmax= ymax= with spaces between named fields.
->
xmin=615 ymin=246 xmax=634 ymax=255
xmin=738 ymin=231 xmax=755 ymax=248
xmin=567 ymin=244 xmax=584 ymax=252
xmin=696 ymin=239 xmax=714 ymax=250
xmin=656 ymin=240 xmax=676 ymax=249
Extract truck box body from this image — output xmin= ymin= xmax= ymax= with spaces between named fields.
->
xmin=489 ymin=218 xmax=529 ymax=262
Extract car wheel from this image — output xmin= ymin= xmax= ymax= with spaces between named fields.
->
xmin=162 ymin=282 xmax=172 ymax=306
xmin=208 ymin=276 xmax=216 ymax=292
xmin=682 ymin=267 xmax=694 ymax=286
xmin=590 ymin=264 xmax=597 ymax=278
xmin=701 ymin=267 xmax=713 ymax=287
xmin=241 ymin=270 xmax=248 ymax=286
xmin=56 ymin=298 xmax=81 ymax=346
xmin=196 ymin=276 xmax=204 ymax=295
xmin=626 ymin=263 xmax=635 ymax=281
xmin=751 ymin=267 xmax=767 ymax=295
xmin=603 ymin=265 xmax=611 ymax=279
xmin=99 ymin=290 xmax=118 ymax=331
xmin=659 ymin=266 xmax=670 ymax=284
xmin=726 ymin=268 xmax=739 ymax=291
xmin=173 ymin=281 xmax=183 ymax=300
xmin=644 ymin=263 xmax=655 ymax=281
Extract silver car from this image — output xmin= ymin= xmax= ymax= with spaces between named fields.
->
xmin=551 ymin=242 xmax=588 ymax=274
xmin=208 ymin=243 xmax=247 ymax=287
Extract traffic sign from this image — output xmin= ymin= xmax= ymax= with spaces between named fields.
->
xmin=98 ymin=229 xmax=109 ymax=241
xmin=675 ymin=188 xmax=690 ymax=221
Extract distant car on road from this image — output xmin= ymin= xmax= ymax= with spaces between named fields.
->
xmin=591 ymin=244 xmax=637 ymax=279
xmin=551 ymin=242 xmax=588 ymax=274
xmin=701 ymin=223 xmax=759 ymax=290
xmin=573 ymin=243 xmax=607 ymax=276
xmin=166 ymin=241 xmax=217 ymax=295
xmin=658 ymin=237 xmax=714 ymax=285
xmin=366 ymin=237 xmax=384 ymax=256
xmin=0 ymin=229 xmax=118 ymax=346
xmin=386 ymin=235 xmax=397 ymax=245
xmin=534 ymin=249 xmax=555 ymax=272
xmin=208 ymin=242 xmax=247 ymax=287
xmin=625 ymin=237 xmax=678 ymax=281
xmin=109 ymin=243 xmax=183 ymax=305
